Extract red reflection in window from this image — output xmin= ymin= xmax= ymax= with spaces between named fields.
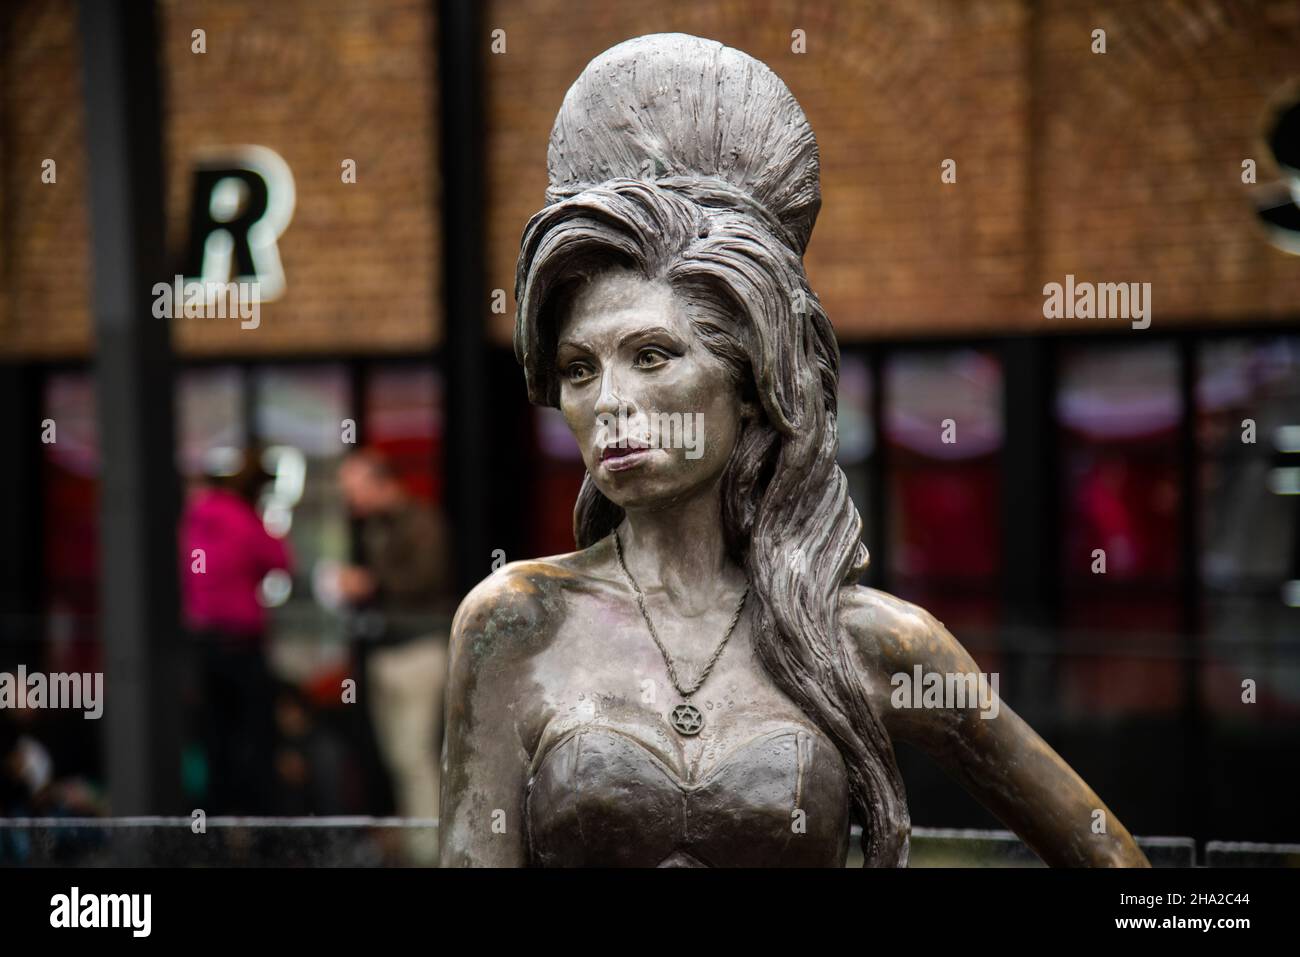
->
xmin=1064 ymin=450 xmax=1180 ymax=580
xmin=1057 ymin=344 xmax=1183 ymax=717
xmin=884 ymin=349 xmax=1003 ymax=639
xmin=891 ymin=461 xmax=1001 ymax=581
xmin=42 ymin=373 xmax=101 ymax=674
xmin=1058 ymin=344 xmax=1182 ymax=586
xmin=364 ymin=365 xmax=443 ymax=504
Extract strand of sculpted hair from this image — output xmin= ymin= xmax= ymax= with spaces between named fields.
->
xmin=743 ymin=402 xmax=911 ymax=867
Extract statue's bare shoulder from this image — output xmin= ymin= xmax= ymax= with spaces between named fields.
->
xmin=837 ymin=584 xmax=955 ymax=673
xmin=443 ymin=554 xmax=595 ymax=866
xmin=836 ymin=583 xmax=981 ymax=742
xmin=443 ymin=544 xmax=620 ymax=783
xmin=448 ymin=542 xmax=619 ymax=671
xmin=450 ymin=558 xmax=569 ymax=668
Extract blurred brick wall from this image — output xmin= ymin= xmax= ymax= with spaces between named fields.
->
xmin=0 ymin=0 xmax=93 ymax=358
xmin=484 ymin=0 xmax=1300 ymax=343
xmin=159 ymin=0 xmax=440 ymax=355
xmin=1036 ymin=0 xmax=1300 ymax=324
xmin=4 ymin=1 xmax=1299 ymax=359
xmin=0 ymin=0 xmax=440 ymax=359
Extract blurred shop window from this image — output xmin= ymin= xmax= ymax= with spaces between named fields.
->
xmin=41 ymin=372 xmax=100 ymax=675
xmin=362 ymin=362 xmax=451 ymax=609
xmin=837 ymin=351 xmax=874 ymax=551
xmin=1057 ymin=343 xmax=1182 ymax=717
xmin=363 ymin=364 xmax=443 ymax=505
xmin=884 ymin=349 xmax=1003 ymax=666
xmin=252 ymin=364 xmax=352 ymax=693
xmin=532 ymin=406 xmax=586 ymax=557
xmin=1198 ymin=337 xmax=1300 ymax=723
xmin=177 ymin=366 xmax=246 ymax=478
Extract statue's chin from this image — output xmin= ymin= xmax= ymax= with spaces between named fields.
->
xmin=594 ymin=469 xmax=726 ymax=517
xmin=591 ymin=473 xmax=667 ymax=509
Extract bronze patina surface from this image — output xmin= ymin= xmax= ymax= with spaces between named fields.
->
xmin=440 ymin=33 xmax=1149 ymax=868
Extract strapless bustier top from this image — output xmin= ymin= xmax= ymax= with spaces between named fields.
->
xmin=525 ymin=724 xmax=852 ymax=867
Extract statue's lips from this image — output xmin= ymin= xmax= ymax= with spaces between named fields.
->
xmin=600 ymin=441 xmax=655 ymax=472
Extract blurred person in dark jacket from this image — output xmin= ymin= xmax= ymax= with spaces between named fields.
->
xmin=337 ymin=448 xmax=452 ymax=863
xmin=179 ymin=446 xmax=294 ymax=814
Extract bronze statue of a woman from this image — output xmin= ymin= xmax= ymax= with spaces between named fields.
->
xmin=440 ymin=33 xmax=1150 ymax=867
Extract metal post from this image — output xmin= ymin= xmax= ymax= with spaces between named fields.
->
xmin=437 ymin=0 xmax=490 ymax=594
xmin=77 ymin=0 xmax=182 ymax=813
xmin=1000 ymin=337 xmax=1059 ymax=721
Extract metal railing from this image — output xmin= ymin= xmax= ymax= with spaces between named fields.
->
xmin=1 ymin=818 xmax=1295 ymax=867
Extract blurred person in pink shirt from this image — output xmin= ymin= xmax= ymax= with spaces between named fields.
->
xmin=179 ymin=447 xmax=293 ymax=813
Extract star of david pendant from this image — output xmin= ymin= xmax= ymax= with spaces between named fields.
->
xmin=669 ymin=703 xmax=703 ymax=736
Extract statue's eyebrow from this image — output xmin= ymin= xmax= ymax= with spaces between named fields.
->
xmin=555 ymin=338 xmax=592 ymax=357
xmin=618 ymin=325 xmax=682 ymax=348
xmin=557 ymin=325 xmax=683 ymax=356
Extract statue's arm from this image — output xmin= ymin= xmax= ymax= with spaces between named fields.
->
xmin=439 ymin=573 xmax=535 ymax=867
xmin=840 ymin=586 xmax=1150 ymax=867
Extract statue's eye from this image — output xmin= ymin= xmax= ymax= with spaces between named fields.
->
xmin=635 ymin=347 xmax=670 ymax=369
xmin=564 ymin=362 xmax=593 ymax=383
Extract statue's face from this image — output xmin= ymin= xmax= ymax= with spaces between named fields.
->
xmin=556 ymin=269 xmax=748 ymax=511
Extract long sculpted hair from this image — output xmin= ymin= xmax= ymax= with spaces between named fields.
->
xmin=513 ymin=35 xmax=910 ymax=866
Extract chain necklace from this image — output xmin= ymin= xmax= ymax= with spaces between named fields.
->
xmin=613 ymin=529 xmax=749 ymax=736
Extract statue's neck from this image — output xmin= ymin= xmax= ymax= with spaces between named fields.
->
xmin=615 ymin=481 xmax=746 ymax=616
